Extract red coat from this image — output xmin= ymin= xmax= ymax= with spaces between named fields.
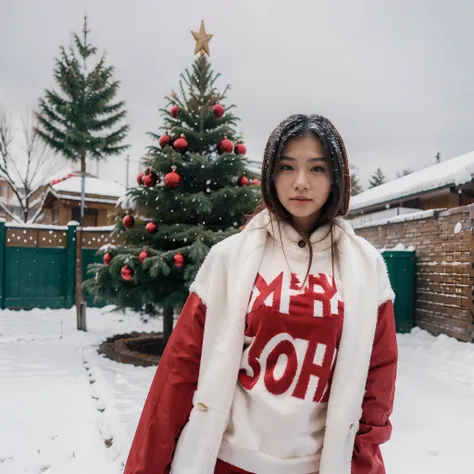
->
xmin=124 ymin=293 xmax=397 ymax=474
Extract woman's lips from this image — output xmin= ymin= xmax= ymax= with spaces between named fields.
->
xmin=291 ymin=198 xmax=312 ymax=205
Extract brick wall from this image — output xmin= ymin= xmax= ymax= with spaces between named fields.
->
xmin=354 ymin=205 xmax=474 ymax=342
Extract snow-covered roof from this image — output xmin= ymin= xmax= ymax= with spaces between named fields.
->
xmin=48 ymin=188 xmax=120 ymax=205
xmin=51 ymin=176 xmax=125 ymax=198
xmin=351 ymin=209 xmax=442 ymax=230
xmin=350 ymin=151 xmax=474 ymax=213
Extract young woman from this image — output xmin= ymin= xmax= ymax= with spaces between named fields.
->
xmin=124 ymin=114 xmax=398 ymax=474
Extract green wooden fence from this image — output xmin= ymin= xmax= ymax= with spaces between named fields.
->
xmin=0 ymin=219 xmax=416 ymax=328
xmin=0 ymin=219 xmax=116 ymax=310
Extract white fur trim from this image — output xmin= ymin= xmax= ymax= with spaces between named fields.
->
xmin=172 ymin=211 xmax=393 ymax=474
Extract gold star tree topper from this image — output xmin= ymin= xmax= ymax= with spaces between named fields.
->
xmin=192 ymin=21 xmax=213 ymax=56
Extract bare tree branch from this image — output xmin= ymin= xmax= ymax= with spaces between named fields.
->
xmin=0 ymin=198 xmax=21 ymax=223
xmin=28 ymin=190 xmax=49 ymax=224
xmin=0 ymin=105 xmax=65 ymax=223
xmin=0 ymin=107 xmax=14 ymax=172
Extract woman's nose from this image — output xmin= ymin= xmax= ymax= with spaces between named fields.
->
xmin=294 ymin=170 xmax=309 ymax=190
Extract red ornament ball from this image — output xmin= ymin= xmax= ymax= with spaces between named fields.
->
xmin=159 ymin=134 xmax=172 ymax=149
xmin=103 ymin=252 xmax=113 ymax=265
xmin=121 ymin=265 xmax=134 ymax=281
xmin=136 ymin=171 xmax=146 ymax=186
xmin=173 ymin=252 xmax=184 ymax=268
xmin=122 ymin=215 xmax=135 ymax=229
xmin=143 ymin=173 xmax=157 ymax=188
xmin=235 ymin=143 xmax=247 ymax=155
xmin=251 ymin=178 xmax=260 ymax=186
xmin=138 ymin=250 xmax=149 ymax=264
xmin=238 ymin=176 xmax=249 ymax=187
xmin=170 ymin=105 xmax=179 ymax=118
xmin=212 ymin=103 xmax=225 ymax=118
xmin=173 ymin=135 xmax=188 ymax=153
xmin=219 ymin=138 xmax=234 ymax=154
xmin=164 ymin=171 xmax=182 ymax=188
xmin=146 ymin=222 xmax=158 ymax=234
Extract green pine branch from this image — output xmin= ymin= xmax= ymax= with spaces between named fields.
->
xmin=35 ymin=24 xmax=129 ymax=163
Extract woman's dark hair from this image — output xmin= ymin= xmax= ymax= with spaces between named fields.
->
xmin=246 ymin=114 xmax=351 ymax=288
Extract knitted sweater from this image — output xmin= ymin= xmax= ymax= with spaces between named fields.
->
xmin=218 ymin=220 xmax=344 ymax=473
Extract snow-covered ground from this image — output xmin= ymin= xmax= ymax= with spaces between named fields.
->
xmin=0 ymin=306 xmax=473 ymax=474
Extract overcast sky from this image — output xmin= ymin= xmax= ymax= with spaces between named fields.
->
xmin=1 ymin=0 xmax=473 ymax=190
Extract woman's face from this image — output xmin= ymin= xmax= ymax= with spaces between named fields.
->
xmin=275 ymin=134 xmax=332 ymax=234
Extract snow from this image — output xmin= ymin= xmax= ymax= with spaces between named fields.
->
xmin=50 ymin=189 xmax=120 ymax=205
xmin=350 ymin=151 xmax=474 ymax=212
xmin=0 ymin=306 xmax=473 ymax=473
xmin=117 ymin=193 xmax=137 ymax=211
xmin=0 ymin=306 xmax=162 ymax=474
xmin=380 ymin=243 xmax=416 ymax=252
xmin=52 ymin=177 xmax=126 ymax=199
xmin=99 ymin=243 xmax=117 ymax=252
xmin=351 ymin=208 xmax=443 ymax=230
xmin=383 ymin=328 xmax=474 ymax=472
xmin=6 ymin=222 xmax=69 ymax=230
xmin=82 ymin=226 xmax=116 ymax=232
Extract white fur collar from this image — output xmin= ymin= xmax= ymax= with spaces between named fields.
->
xmin=173 ymin=207 xmax=394 ymax=474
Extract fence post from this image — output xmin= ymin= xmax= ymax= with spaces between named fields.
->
xmin=0 ymin=218 xmax=5 ymax=310
xmin=66 ymin=221 xmax=79 ymax=308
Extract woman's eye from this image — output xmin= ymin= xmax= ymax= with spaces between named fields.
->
xmin=278 ymin=165 xmax=326 ymax=172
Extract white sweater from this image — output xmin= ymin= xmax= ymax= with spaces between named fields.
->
xmin=171 ymin=209 xmax=394 ymax=474
xmin=218 ymin=220 xmax=345 ymax=474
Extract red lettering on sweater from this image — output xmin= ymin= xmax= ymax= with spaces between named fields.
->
xmin=264 ymin=339 xmax=299 ymax=395
xmin=239 ymin=272 xmax=343 ymax=403
xmin=248 ymin=272 xmax=340 ymax=318
xmin=248 ymin=272 xmax=283 ymax=312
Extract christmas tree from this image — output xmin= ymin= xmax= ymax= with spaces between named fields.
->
xmin=369 ymin=167 xmax=386 ymax=188
xmin=84 ymin=22 xmax=261 ymax=345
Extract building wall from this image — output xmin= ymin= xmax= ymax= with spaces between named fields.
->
xmin=60 ymin=205 xmax=72 ymax=225
xmin=0 ymin=179 xmax=15 ymax=221
xmin=42 ymin=208 xmax=52 ymax=224
xmin=42 ymin=198 xmax=118 ymax=227
xmin=354 ymin=205 xmax=474 ymax=342
xmin=98 ymin=209 xmax=111 ymax=226
xmin=0 ymin=179 xmax=10 ymax=200
xmin=420 ymin=193 xmax=460 ymax=210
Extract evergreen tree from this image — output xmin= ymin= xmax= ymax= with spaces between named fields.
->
xmin=85 ymin=27 xmax=260 ymax=345
xmin=34 ymin=16 xmax=129 ymax=225
xmin=35 ymin=16 xmax=129 ymax=331
xmin=369 ymin=167 xmax=386 ymax=188
xmin=436 ymin=152 xmax=441 ymax=164
xmin=350 ymin=166 xmax=363 ymax=196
